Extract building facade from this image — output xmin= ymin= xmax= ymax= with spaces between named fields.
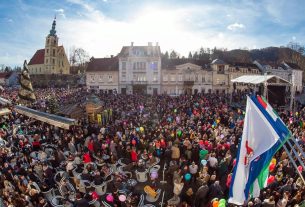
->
xmin=28 ymin=18 xmax=70 ymax=75
xmin=254 ymin=61 xmax=303 ymax=92
xmin=161 ymin=63 xmax=212 ymax=95
xmin=118 ymin=42 xmax=161 ymax=95
xmin=86 ymin=57 xmax=119 ymax=93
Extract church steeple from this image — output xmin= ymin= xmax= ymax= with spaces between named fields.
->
xmin=49 ymin=16 xmax=57 ymax=37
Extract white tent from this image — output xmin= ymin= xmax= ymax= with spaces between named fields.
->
xmin=231 ymin=75 xmax=291 ymax=86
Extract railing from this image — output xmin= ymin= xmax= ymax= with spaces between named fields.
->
xmin=183 ymin=81 xmax=194 ymax=85
xmin=131 ymin=81 xmax=148 ymax=85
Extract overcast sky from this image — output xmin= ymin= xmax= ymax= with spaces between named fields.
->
xmin=1 ymin=0 xmax=305 ymax=66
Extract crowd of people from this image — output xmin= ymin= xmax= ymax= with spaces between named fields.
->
xmin=0 ymin=87 xmax=305 ymax=207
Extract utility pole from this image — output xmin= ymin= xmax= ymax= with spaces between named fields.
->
xmin=263 ymin=73 xmax=267 ymax=99
xmin=290 ymin=73 xmax=295 ymax=112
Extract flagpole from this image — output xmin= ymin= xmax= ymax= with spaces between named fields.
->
xmin=282 ymin=144 xmax=305 ymax=185
xmin=289 ymin=137 xmax=305 ymax=159
xmin=285 ymin=139 xmax=305 ymax=174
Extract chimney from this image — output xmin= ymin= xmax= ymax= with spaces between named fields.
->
xmin=131 ymin=42 xmax=134 ymax=46
xmin=148 ymin=42 xmax=152 ymax=46
xmin=111 ymin=55 xmax=114 ymax=58
xmin=156 ymin=42 xmax=159 ymax=46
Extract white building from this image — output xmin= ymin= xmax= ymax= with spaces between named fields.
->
xmin=254 ymin=61 xmax=303 ymax=92
xmin=118 ymin=42 xmax=161 ymax=95
xmin=86 ymin=57 xmax=119 ymax=93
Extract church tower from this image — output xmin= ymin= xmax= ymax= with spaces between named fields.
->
xmin=45 ymin=17 xmax=59 ymax=74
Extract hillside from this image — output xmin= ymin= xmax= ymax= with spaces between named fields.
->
xmin=221 ymin=47 xmax=305 ymax=71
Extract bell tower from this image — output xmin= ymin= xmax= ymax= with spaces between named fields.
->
xmin=45 ymin=17 xmax=58 ymax=74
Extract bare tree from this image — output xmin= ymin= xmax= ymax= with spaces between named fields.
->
xmin=69 ymin=46 xmax=90 ymax=73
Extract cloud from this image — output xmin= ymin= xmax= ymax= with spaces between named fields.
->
xmin=55 ymin=8 xmax=66 ymax=18
xmin=227 ymin=23 xmax=245 ymax=31
xmin=6 ymin=18 xmax=13 ymax=23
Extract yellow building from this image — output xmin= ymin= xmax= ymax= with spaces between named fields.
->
xmin=28 ymin=18 xmax=70 ymax=74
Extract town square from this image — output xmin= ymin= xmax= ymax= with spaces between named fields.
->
xmin=0 ymin=0 xmax=305 ymax=207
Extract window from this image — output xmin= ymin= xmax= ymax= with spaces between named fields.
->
xmin=47 ymin=49 xmax=49 ymax=54
xmin=99 ymin=75 xmax=103 ymax=82
xmin=53 ymin=49 xmax=55 ymax=56
xmin=54 ymin=40 xmax=56 ymax=44
xmin=46 ymin=59 xmax=48 ymax=64
xmin=35 ymin=68 xmax=37 ymax=73
xmin=108 ymin=75 xmax=113 ymax=82
xmin=62 ymin=61 xmax=64 ymax=67
xmin=195 ymin=74 xmax=198 ymax=82
xmin=122 ymin=62 xmax=126 ymax=70
xmin=170 ymin=74 xmax=175 ymax=82
xmin=202 ymin=76 xmax=205 ymax=83
xmin=53 ymin=59 xmax=55 ymax=64
xmin=39 ymin=68 xmax=41 ymax=72
xmin=178 ymin=74 xmax=183 ymax=81
xmin=163 ymin=75 xmax=168 ymax=81
xmin=133 ymin=62 xmax=136 ymax=70
xmin=150 ymin=62 xmax=158 ymax=70
xmin=91 ymin=75 xmax=95 ymax=82
xmin=153 ymin=75 xmax=157 ymax=82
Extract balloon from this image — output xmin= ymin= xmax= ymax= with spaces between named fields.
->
xmin=212 ymin=200 xmax=219 ymax=207
xmin=171 ymin=133 xmax=175 ymax=137
xmin=150 ymin=171 xmax=158 ymax=179
xmin=177 ymin=130 xmax=182 ymax=137
xmin=106 ymin=194 xmax=114 ymax=202
xmin=201 ymin=159 xmax=207 ymax=166
xmin=119 ymin=194 xmax=126 ymax=202
xmin=199 ymin=140 xmax=204 ymax=145
xmin=218 ymin=199 xmax=226 ymax=207
xmin=269 ymin=163 xmax=275 ymax=172
xmin=271 ymin=158 xmax=276 ymax=165
xmin=136 ymin=127 xmax=140 ymax=132
xmin=216 ymin=119 xmax=220 ymax=124
xmin=131 ymin=139 xmax=136 ymax=145
xmin=267 ymin=175 xmax=275 ymax=185
xmin=298 ymin=165 xmax=303 ymax=172
xmin=174 ymin=109 xmax=177 ymax=113
xmin=184 ymin=173 xmax=191 ymax=181
xmin=140 ymin=127 xmax=144 ymax=132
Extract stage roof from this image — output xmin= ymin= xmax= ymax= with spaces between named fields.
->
xmin=231 ymin=75 xmax=291 ymax=85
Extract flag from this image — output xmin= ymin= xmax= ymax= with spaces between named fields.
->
xmin=229 ymin=95 xmax=291 ymax=205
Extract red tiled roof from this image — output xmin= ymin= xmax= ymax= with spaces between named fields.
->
xmin=28 ymin=49 xmax=45 ymax=65
xmin=87 ymin=57 xmax=119 ymax=72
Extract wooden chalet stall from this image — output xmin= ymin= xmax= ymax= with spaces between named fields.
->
xmin=85 ymin=95 xmax=103 ymax=123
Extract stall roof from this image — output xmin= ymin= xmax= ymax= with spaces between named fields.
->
xmin=0 ymin=97 xmax=77 ymax=129
xmin=231 ymin=75 xmax=291 ymax=85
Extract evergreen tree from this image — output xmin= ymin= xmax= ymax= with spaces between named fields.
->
xmin=188 ymin=52 xmax=193 ymax=59
xmin=193 ymin=51 xmax=199 ymax=60
xmin=48 ymin=96 xmax=59 ymax=114
xmin=18 ymin=60 xmax=36 ymax=102
xmin=170 ymin=50 xmax=178 ymax=59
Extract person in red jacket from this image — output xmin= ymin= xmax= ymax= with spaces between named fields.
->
xmin=131 ymin=147 xmax=138 ymax=162
xmin=83 ymin=152 xmax=91 ymax=163
xmin=87 ymin=139 xmax=94 ymax=152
